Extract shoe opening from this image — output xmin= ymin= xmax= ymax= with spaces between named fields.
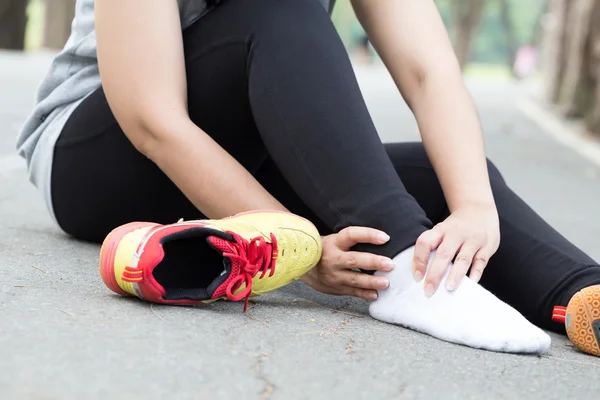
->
xmin=152 ymin=227 xmax=234 ymax=301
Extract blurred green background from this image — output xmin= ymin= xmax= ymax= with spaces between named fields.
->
xmin=24 ymin=0 xmax=45 ymax=50
xmin=333 ymin=0 xmax=544 ymax=77
xmin=2 ymin=0 xmax=598 ymax=134
xmin=18 ymin=0 xmax=542 ymax=76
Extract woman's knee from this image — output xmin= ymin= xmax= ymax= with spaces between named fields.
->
xmin=52 ymin=193 xmax=126 ymax=243
xmin=253 ymin=0 xmax=332 ymax=23
xmin=54 ymin=213 xmax=107 ymax=244
xmin=245 ymin=0 xmax=339 ymax=45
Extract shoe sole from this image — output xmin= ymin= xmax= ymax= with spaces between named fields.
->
xmin=99 ymin=221 xmax=155 ymax=296
xmin=565 ymin=285 xmax=600 ymax=357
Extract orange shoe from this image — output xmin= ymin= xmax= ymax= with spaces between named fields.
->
xmin=99 ymin=211 xmax=322 ymax=310
xmin=552 ymin=285 xmax=600 ymax=356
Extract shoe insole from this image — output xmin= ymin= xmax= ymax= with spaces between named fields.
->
xmin=153 ymin=235 xmax=225 ymax=300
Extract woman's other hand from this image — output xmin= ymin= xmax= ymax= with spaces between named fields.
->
xmin=301 ymin=227 xmax=394 ymax=300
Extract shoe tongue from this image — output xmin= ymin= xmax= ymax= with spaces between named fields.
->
xmin=205 ymin=235 xmax=240 ymax=297
xmin=207 ymin=235 xmax=236 ymax=256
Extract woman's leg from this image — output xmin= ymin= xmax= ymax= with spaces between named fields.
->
xmin=381 ymin=142 xmax=600 ymax=333
xmin=197 ymin=0 xmax=432 ymax=257
xmin=53 ymin=0 xmax=431 ymax=253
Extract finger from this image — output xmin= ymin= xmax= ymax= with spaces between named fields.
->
xmin=348 ymin=287 xmax=379 ymax=301
xmin=335 ymin=226 xmax=390 ymax=250
xmin=469 ymin=249 xmax=490 ymax=283
xmin=327 ymin=282 xmax=378 ymax=301
xmin=445 ymin=241 xmax=480 ymax=291
xmin=339 ymin=270 xmax=390 ymax=291
xmin=424 ymin=235 xmax=463 ymax=297
xmin=305 ymin=280 xmax=377 ymax=300
xmin=340 ymin=251 xmax=394 ymax=272
xmin=412 ymin=229 xmax=443 ymax=282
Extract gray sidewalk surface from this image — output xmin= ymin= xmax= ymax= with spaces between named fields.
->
xmin=1 ymin=51 xmax=599 ymax=400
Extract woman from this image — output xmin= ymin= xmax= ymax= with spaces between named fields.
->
xmin=16 ymin=0 xmax=600 ymax=356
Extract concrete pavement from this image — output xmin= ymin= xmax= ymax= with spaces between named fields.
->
xmin=1 ymin=51 xmax=600 ymax=400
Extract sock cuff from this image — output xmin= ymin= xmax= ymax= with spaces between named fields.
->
xmin=552 ymin=306 xmax=567 ymax=323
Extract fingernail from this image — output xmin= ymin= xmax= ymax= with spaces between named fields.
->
xmin=471 ymin=271 xmax=481 ymax=283
xmin=370 ymin=292 xmax=378 ymax=300
xmin=377 ymin=233 xmax=390 ymax=242
xmin=446 ymin=279 xmax=455 ymax=291
xmin=381 ymin=258 xmax=394 ymax=270
xmin=413 ymin=270 xmax=423 ymax=282
xmin=377 ymin=277 xmax=389 ymax=289
xmin=424 ymin=283 xmax=435 ymax=297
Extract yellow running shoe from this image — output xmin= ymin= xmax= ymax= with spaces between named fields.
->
xmin=552 ymin=285 xmax=600 ymax=357
xmin=99 ymin=210 xmax=322 ymax=310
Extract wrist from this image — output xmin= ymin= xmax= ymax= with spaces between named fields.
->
xmin=447 ymin=187 xmax=495 ymax=212
xmin=449 ymin=197 xmax=496 ymax=213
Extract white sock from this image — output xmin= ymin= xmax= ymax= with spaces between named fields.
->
xmin=369 ymin=246 xmax=551 ymax=354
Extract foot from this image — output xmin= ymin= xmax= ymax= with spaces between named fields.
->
xmin=369 ymin=246 xmax=551 ymax=353
xmin=99 ymin=210 xmax=322 ymax=311
xmin=552 ymin=285 xmax=600 ymax=357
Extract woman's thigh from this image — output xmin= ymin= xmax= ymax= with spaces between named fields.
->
xmin=51 ymin=28 xmax=267 ymax=242
xmin=51 ymin=87 xmax=207 ymax=242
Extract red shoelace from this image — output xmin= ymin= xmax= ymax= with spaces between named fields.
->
xmin=223 ymin=231 xmax=278 ymax=311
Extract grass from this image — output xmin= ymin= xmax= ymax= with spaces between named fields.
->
xmin=463 ymin=63 xmax=512 ymax=80
xmin=24 ymin=0 xmax=45 ymax=51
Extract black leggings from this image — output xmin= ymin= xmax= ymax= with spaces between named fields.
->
xmin=51 ymin=0 xmax=600 ymax=332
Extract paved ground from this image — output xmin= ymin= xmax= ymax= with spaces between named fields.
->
xmin=2 ymin=51 xmax=600 ymax=400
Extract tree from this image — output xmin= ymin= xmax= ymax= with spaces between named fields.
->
xmin=586 ymin=0 xmax=600 ymax=133
xmin=43 ymin=0 xmax=76 ymax=49
xmin=0 ymin=0 xmax=28 ymax=50
xmin=451 ymin=0 xmax=486 ymax=69
xmin=560 ymin=0 xmax=596 ymax=117
xmin=541 ymin=0 xmax=573 ymax=103
xmin=541 ymin=0 xmax=600 ymax=135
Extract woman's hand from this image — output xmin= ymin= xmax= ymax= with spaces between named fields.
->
xmin=412 ymin=202 xmax=500 ymax=296
xmin=301 ymin=227 xmax=394 ymax=300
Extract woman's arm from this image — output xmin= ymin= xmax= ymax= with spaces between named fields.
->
xmin=351 ymin=0 xmax=493 ymax=211
xmin=352 ymin=0 xmax=500 ymax=292
xmin=95 ymin=0 xmax=286 ymax=218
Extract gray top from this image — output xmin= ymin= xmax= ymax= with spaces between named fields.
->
xmin=16 ymin=0 xmax=334 ymax=225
